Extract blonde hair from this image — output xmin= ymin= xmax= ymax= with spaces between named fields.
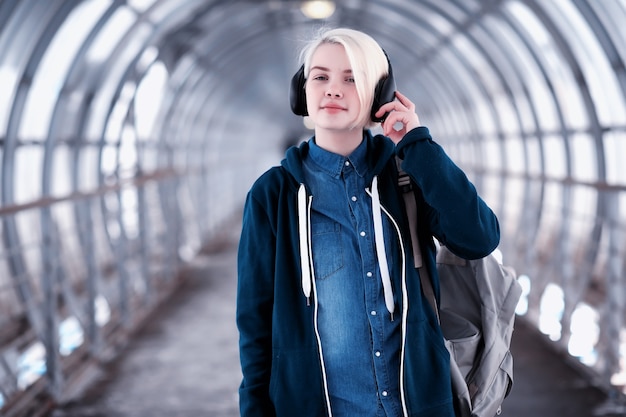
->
xmin=300 ymin=28 xmax=389 ymax=128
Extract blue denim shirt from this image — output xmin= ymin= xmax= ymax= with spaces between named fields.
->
xmin=302 ymin=137 xmax=403 ymax=417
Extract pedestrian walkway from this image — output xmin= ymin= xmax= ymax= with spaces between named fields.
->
xmin=49 ymin=224 xmax=622 ymax=417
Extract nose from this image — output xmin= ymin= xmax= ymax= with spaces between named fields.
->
xmin=325 ymin=84 xmax=343 ymax=98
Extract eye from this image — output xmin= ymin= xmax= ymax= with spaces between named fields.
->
xmin=346 ymin=76 xmax=355 ymax=83
xmin=311 ymin=74 xmax=328 ymax=81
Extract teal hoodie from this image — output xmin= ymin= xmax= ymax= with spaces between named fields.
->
xmin=236 ymin=127 xmax=500 ymax=417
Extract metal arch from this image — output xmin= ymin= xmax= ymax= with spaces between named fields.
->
xmin=501 ymin=0 xmax=624 ymax=387
xmin=416 ymin=0 xmax=537 ymax=248
xmin=42 ymin=3 xmax=124 ymax=345
xmin=0 ymin=0 xmax=82 ymax=399
xmin=0 ymin=0 xmax=19 ymax=34
xmin=486 ymin=6 xmax=592 ymax=354
xmin=523 ymin=0 xmax=607 ymax=178
xmin=572 ymin=0 xmax=626 ymax=108
xmin=380 ymin=0 xmax=522 ymax=210
xmin=571 ymin=0 xmax=626 ymax=382
xmin=475 ymin=15 xmax=549 ymax=267
xmin=522 ymin=0 xmax=609 ymax=347
xmin=75 ymin=3 xmax=207 ymax=302
xmin=498 ymin=5 xmax=575 ymax=307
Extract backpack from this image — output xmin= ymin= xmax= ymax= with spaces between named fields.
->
xmin=397 ymin=159 xmax=522 ymax=417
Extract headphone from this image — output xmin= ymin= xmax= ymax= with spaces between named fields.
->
xmin=289 ymin=50 xmax=396 ymax=123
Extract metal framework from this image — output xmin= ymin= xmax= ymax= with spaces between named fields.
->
xmin=0 ymin=0 xmax=624 ymax=414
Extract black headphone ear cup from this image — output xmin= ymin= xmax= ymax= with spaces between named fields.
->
xmin=290 ymin=65 xmax=308 ymax=116
xmin=371 ymin=76 xmax=396 ymax=122
xmin=370 ymin=52 xmax=397 ymax=122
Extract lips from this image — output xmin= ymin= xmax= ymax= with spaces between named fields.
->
xmin=322 ymin=103 xmax=346 ymax=111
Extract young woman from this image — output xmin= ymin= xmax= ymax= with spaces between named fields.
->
xmin=236 ymin=28 xmax=500 ymax=417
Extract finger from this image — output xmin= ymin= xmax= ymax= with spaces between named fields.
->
xmin=375 ymin=101 xmax=407 ymax=118
xmin=394 ymin=91 xmax=415 ymax=110
xmin=375 ymin=101 xmax=397 ymax=118
xmin=382 ymin=113 xmax=407 ymax=135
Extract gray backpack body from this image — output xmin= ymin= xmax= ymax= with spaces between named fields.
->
xmin=436 ymin=246 xmax=521 ymax=417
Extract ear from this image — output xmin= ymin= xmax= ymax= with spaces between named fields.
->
xmin=289 ymin=65 xmax=308 ymax=116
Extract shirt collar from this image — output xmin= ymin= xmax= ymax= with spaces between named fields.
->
xmin=308 ymin=135 xmax=369 ymax=179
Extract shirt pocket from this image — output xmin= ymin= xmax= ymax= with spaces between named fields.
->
xmin=310 ymin=220 xmax=344 ymax=280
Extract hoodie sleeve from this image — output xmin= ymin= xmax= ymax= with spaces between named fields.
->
xmin=396 ymin=126 xmax=500 ymax=259
xmin=236 ymin=191 xmax=277 ymax=416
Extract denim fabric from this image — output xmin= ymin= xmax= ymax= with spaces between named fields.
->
xmin=302 ymin=137 xmax=402 ymax=417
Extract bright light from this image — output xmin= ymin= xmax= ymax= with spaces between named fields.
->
xmin=135 ymin=60 xmax=168 ymax=139
xmin=567 ymin=303 xmax=599 ymax=365
xmin=17 ymin=342 xmax=46 ymax=389
xmin=301 ymin=1 xmax=336 ymax=20
xmin=59 ymin=316 xmax=84 ymax=356
xmin=538 ymin=283 xmax=565 ymax=341
xmin=95 ymin=295 xmax=112 ymax=326
xmin=515 ymin=274 xmax=531 ymax=315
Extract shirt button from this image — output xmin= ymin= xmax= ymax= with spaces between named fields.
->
xmin=351 ymin=196 xmax=357 ymax=201
xmin=360 ymin=231 xmax=366 ymax=237
xmin=375 ymin=351 xmax=381 ymax=357
xmin=382 ymin=391 xmax=388 ymax=397
xmin=370 ymin=310 xmax=377 ymax=316
xmin=366 ymin=272 xmax=373 ymax=277
xmin=344 ymin=161 xmax=350 ymax=166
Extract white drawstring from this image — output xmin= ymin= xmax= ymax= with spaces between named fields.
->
xmin=298 ymin=184 xmax=312 ymax=303
xmin=371 ymin=176 xmax=395 ymax=319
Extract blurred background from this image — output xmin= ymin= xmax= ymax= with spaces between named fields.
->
xmin=0 ymin=0 xmax=625 ymax=415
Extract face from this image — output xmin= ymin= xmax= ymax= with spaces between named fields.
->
xmin=305 ymin=43 xmax=362 ymax=132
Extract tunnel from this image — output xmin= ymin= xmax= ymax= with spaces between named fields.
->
xmin=0 ymin=0 xmax=625 ymax=415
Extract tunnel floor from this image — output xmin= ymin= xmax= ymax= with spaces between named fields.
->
xmin=48 ymin=223 xmax=622 ymax=417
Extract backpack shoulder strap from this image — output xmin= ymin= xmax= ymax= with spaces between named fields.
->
xmin=395 ymin=157 xmax=439 ymax=320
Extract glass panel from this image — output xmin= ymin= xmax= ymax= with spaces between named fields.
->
xmin=104 ymin=81 xmax=136 ymax=144
xmin=78 ymin=147 xmax=100 ymax=192
xmin=128 ymin=0 xmax=158 ymax=13
xmin=135 ymin=59 xmax=168 ymax=140
xmin=86 ymin=22 xmax=151 ymax=141
xmin=477 ymin=18 xmax=537 ymax=133
xmin=570 ymin=133 xmax=598 ymax=182
xmin=506 ymin=1 xmax=588 ymax=131
xmin=505 ymin=136 xmax=525 ymax=175
xmin=16 ymin=210 xmax=42 ymax=278
xmin=14 ymin=146 xmax=43 ymax=204
xmin=525 ymin=136 xmax=543 ymax=177
xmin=535 ymin=182 xmax=563 ymax=251
xmin=86 ymin=5 xmax=136 ymax=64
xmin=542 ymin=0 xmax=626 ymax=126
xmin=0 ymin=65 xmax=18 ymax=133
xmin=542 ymin=134 xmax=567 ymax=179
xmin=482 ymin=137 xmax=502 ymax=172
xmin=490 ymin=13 xmax=561 ymax=132
xmin=19 ymin=0 xmax=112 ymax=141
xmin=503 ymin=176 xmax=525 ymax=234
xmin=590 ymin=0 xmax=626 ymax=64
xmin=481 ymin=174 xmax=502 ymax=215
xmin=604 ymin=131 xmax=626 ymax=186
xmin=569 ymin=185 xmax=597 ymax=242
xmin=621 ymin=193 xmax=626 ymax=227
xmin=50 ymin=146 xmax=73 ymax=198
